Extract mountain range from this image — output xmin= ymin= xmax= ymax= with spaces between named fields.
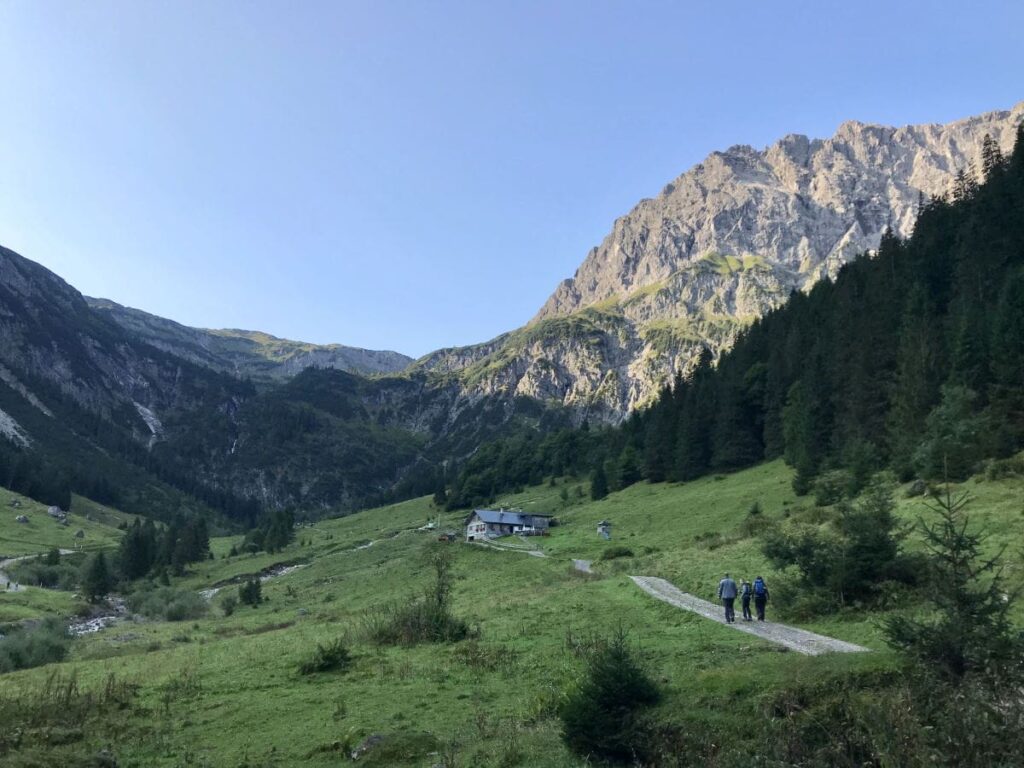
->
xmin=0 ymin=102 xmax=1020 ymax=515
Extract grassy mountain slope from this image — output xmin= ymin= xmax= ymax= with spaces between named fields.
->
xmin=3 ymin=458 xmax=1021 ymax=765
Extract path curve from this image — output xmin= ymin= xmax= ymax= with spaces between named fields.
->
xmin=0 ymin=549 xmax=75 ymax=592
xmin=630 ymin=576 xmax=868 ymax=656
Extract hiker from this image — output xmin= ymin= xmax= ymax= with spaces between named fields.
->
xmin=753 ymin=575 xmax=769 ymax=621
xmin=739 ymin=578 xmax=753 ymax=621
xmin=718 ymin=572 xmax=738 ymax=623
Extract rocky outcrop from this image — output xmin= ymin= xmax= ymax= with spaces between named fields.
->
xmin=420 ymin=103 xmax=1024 ymax=420
xmin=538 ymin=103 xmax=1024 ymax=320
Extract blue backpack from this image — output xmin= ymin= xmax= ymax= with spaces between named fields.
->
xmin=753 ymin=578 xmax=766 ymax=596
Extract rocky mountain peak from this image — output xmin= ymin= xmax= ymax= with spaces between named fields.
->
xmin=536 ymin=103 xmax=1024 ymax=325
xmin=416 ymin=104 xmax=1023 ymax=423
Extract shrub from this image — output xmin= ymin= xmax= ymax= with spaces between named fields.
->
xmin=984 ymin=453 xmax=1024 ymax=480
xmin=9 ymin=552 xmax=81 ymax=590
xmin=127 ymin=586 xmax=208 ymax=622
xmin=560 ymin=628 xmax=661 ymax=764
xmin=0 ymin=618 xmax=70 ymax=673
xmin=219 ymin=592 xmax=238 ymax=617
xmin=363 ymin=550 xmax=470 ymax=646
xmin=239 ymin=578 xmax=262 ymax=606
xmin=298 ymin=638 xmax=352 ymax=675
xmin=0 ymin=671 xmax=139 ymax=759
xmin=599 ymin=546 xmax=634 ymax=561
xmin=813 ymin=469 xmax=851 ymax=506
xmin=739 ymin=502 xmax=771 ymax=537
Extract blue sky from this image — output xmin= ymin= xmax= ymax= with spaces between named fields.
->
xmin=0 ymin=1 xmax=1021 ymax=357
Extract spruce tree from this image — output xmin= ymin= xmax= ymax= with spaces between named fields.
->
xmin=980 ymin=133 xmax=1005 ymax=179
xmin=884 ymin=487 xmax=1020 ymax=678
xmin=81 ymin=551 xmax=113 ymax=603
xmin=590 ymin=463 xmax=609 ymax=501
xmin=560 ymin=629 xmax=661 ymax=763
xmin=888 ymin=284 xmax=943 ymax=476
xmin=614 ymin=445 xmax=641 ymax=490
xmin=989 ymin=268 xmax=1024 ymax=452
xmin=913 ymin=386 xmax=985 ymax=481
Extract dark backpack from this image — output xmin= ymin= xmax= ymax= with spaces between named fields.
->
xmin=753 ymin=578 xmax=766 ymax=596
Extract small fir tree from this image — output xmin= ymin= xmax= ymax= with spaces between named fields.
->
xmin=884 ymin=485 xmax=1020 ymax=678
xmin=590 ymin=463 xmax=609 ymax=501
xmin=81 ymin=551 xmax=113 ymax=603
xmin=560 ymin=628 xmax=661 ymax=763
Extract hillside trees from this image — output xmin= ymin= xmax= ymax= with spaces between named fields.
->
xmin=243 ymin=508 xmax=295 ymax=554
xmin=446 ymin=128 xmax=1024 ymax=505
xmin=762 ymin=473 xmax=911 ymax=611
xmin=116 ymin=516 xmax=211 ymax=580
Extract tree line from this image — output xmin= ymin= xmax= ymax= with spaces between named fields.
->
xmin=446 ymin=127 xmax=1024 ymax=506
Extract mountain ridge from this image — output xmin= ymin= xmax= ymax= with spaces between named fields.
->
xmin=414 ymin=102 xmax=1024 ymax=419
xmin=87 ymin=297 xmax=413 ymax=381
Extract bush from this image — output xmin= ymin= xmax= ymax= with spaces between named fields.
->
xmin=298 ymin=638 xmax=353 ymax=675
xmin=813 ymin=469 xmax=851 ymax=506
xmin=0 ymin=618 xmax=70 ymax=673
xmin=984 ymin=453 xmax=1024 ymax=480
xmin=599 ymin=546 xmax=634 ymax=561
xmin=363 ymin=550 xmax=470 ymax=646
xmin=560 ymin=628 xmax=661 ymax=764
xmin=9 ymin=552 xmax=81 ymax=590
xmin=239 ymin=578 xmax=262 ymax=606
xmin=127 ymin=586 xmax=208 ymax=622
xmin=739 ymin=502 xmax=771 ymax=537
xmin=219 ymin=592 xmax=238 ymax=617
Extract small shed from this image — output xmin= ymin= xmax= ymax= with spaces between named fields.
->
xmin=597 ymin=520 xmax=612 ymax=540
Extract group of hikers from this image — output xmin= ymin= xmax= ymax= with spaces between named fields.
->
xmin=717 ymin=573 xmax=769 ymax=623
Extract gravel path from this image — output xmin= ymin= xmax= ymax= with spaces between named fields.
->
xmin=0 ymin=549 xmax=75 ymax=592
xmin=630 ymin=576 xmax=868 ymax=656
xmin=573 ymin=559 xmax=592 ymax=573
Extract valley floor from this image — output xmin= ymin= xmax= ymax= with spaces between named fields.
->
xmin=2 ymin=459 xmax=1023 ymax=766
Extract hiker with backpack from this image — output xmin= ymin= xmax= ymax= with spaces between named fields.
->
xmin=718 ymin=572 xmax=738 ymax=623
xmin=739 ymin=578 xmax=753 ymax=621
xmin=752 ymin=576 xmax=769 ymax=621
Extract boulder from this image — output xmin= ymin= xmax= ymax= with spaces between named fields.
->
xmin=351 ymin=734 xmax=385 ymax=760
xmin=906 ymin=479 xmax=928 ymax=498
xmin=74 ymin=529 xmax=85 ymax=539
xmin=15 ymin=514 xmax=28 ymax=523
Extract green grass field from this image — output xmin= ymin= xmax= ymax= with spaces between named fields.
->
xmin=1 ymin=459 xmax=1022 ymax=766
xmin=0 ymin=489 xmax=131 ymax=558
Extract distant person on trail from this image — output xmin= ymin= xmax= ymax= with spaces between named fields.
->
xmin=739 ymin=578 xmax=753 ymax=621
xmin=718 ymin=573 xmax=738 ymax=623
xmin=753 ymin=576 xmax=769 ymax=621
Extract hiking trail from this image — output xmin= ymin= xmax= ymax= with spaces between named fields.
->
xmin=630 ymin=576 xmax=868 ymax=656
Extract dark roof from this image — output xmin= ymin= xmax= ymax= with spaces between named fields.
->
xmin=473 ymin=509 xmax=548 ymax=526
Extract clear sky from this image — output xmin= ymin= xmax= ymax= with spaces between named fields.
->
xmin=0 ymin=1 xmax=1021 ymax=358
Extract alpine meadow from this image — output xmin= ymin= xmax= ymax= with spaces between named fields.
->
xmin=2 ymin=5 xmax=1024 ymax=766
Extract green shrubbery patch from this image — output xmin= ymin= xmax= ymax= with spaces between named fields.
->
xmin=362 ymin=550 xmax=471 ymax=646
xmin=0 ymin=618 xmax=69 ymax=673
xmin=298 ymin=638 xmax=352 ymax=675
xmin=127 ymin=585 xmax=207 ymax=622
